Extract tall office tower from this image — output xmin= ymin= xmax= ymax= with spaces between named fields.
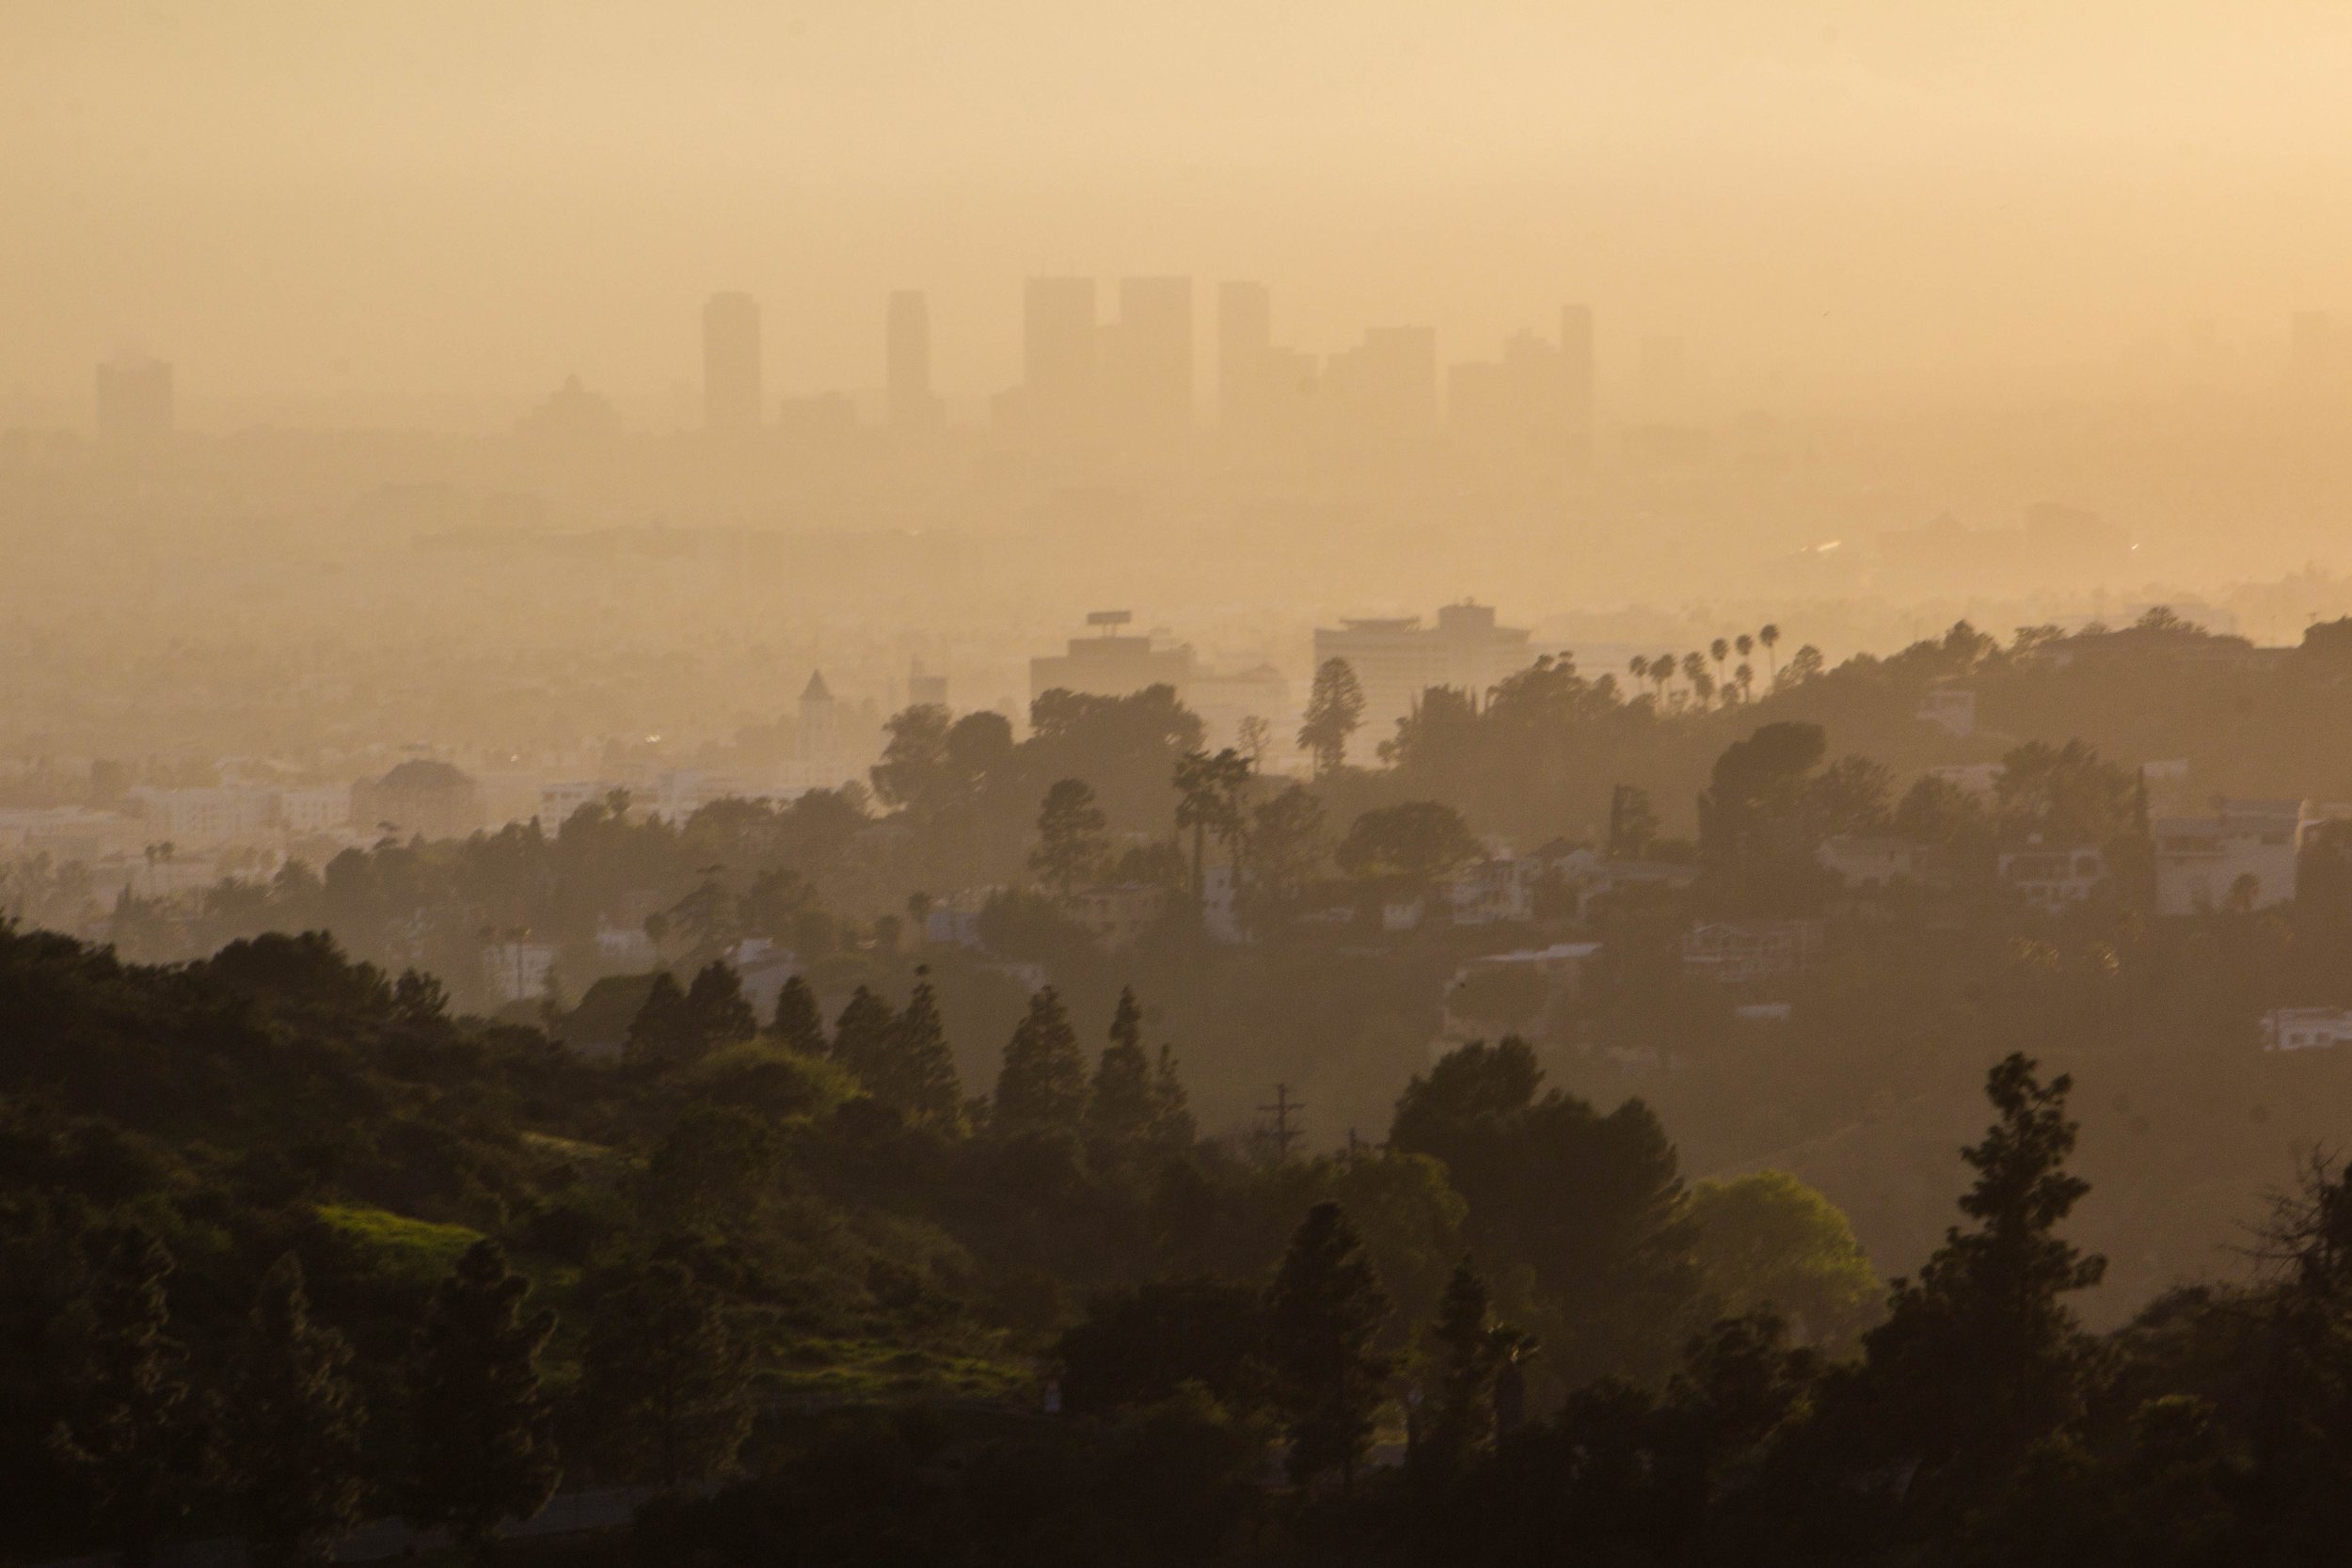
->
xmin=95 ymin=355 xmax=174 ymax=456
xmin=1021 ymin=276 xmax=1097 ymax=434
xmin=702 ymin=292 xmax=763 ymax=432
xmin=1110 ymin=276 xmax=1194 ymax=436
xmin=1217 ymin=280 xmax=1273 ymax=430
xmin=1560 ymin=303 xmax=1596 ymax=447
xmin=886 ymin=289 xmax=941 ymax=429
xmin=1322 ymin=325 xmax=1438 ymax=436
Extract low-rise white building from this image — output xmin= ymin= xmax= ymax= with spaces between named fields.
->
xmin=481 ymin=940 xmax=560 ymax=1006
xmin=2261 ymin=1007 xmax=2352 ymax=1052
xmin=1681 ymin=920 xmax=1825 ymax=984
xmin=1443 ymin=858 xmax=1539 ymax=926
xmin=1999 ymin=844 xmax=2107 ymax=910
xmin=1817 ymin=834 xmax=1924 ymax=889
xmin=2155 ymin=799 xmax=2309 ymax=915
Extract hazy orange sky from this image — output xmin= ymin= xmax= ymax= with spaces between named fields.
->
xmin=10 ymin=1 xmax=2352 ymax=420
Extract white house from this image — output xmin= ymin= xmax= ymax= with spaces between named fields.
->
xmin=1443 ymin=858 xmax=1539 ymax=926
xmin=1817 ymin=834 xmax=1923 ymax=889
xmin=2155 ymin=799 xmax=2309 ymax=915
xmin=1680 ymin=921 xmax=1825 ymax=984
xmin=2261 ymin=1007 xmax=2352 ymax=1052
xmin=481 ymin=940 xmax=560 ymax=1006
xmin=1998 ymin=844 xmax=2107 ymax=910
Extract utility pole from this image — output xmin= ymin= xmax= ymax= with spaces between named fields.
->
xmin=1259 ymin=1082 xmax=1305 ymax=1162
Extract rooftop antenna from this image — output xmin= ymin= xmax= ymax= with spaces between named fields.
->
xmin=1086 ymin=610 xmax=1134 ymax=637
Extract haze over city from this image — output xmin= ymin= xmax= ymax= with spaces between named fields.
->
xmin=16 ymin=6 xmax=2352 ymax=1566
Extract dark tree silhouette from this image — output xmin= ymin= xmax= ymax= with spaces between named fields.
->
xmin=579 ymin=1259 xmax=749 ymax=1492
xmin=1030 ymin=777 xmax=1109 ymax=897
xmin=768 ymin=973 xmax=825 ymax=1055
xmin=1087 ymin=987 xmax=1156 ymax=1145
xmin=48 ymin=1227 xmax=219 ymax=1568
xmin=405 ymin=1241 xmax=560 ymax=1561
xmin=1299 ymin=657 xmax=1366 ymax=775
xmin=994 ymin=986 xmax=1088 ymax=1134
xmin=1264 ymin=1201 xmax=1393 ymax=1491
xmin=224 ymin=1254 xmax=367 ymax=1568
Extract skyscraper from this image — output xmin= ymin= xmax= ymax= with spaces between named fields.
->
xmin=886 ymin=289 xmax=941 ymax=429
xmin=1217 ymin=280 xmax=1273 ymax=429
xmin=702 ymin=292 xmax=762 ymax=432
xmin=1021 ymin=276 xmax=1097 ymax=436
xmin=1560 ymin=303 xmax=1595 ymax=449
xmin=95 ymin=355 xmax=173 ymax=456
xmin=1110 ymin=276 xmax=1194 ymax=436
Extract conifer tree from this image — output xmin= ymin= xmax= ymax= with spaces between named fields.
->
xmin=1152 ymin=1041 xmax=1197 ymax=1148
xmin=579 ymin=1259 xmax=749 ymax=1493
xmin=769 ymin=973 xmax=825 ymax=1056
xmin=623 ymin=972 xmax=695 ymax=1068
xmin=1416 ymin=1259 xmax=1520 ymax=1474
xmin=1847 ymin=1052 xmax=2105 ymax=1502
xmin=830 ymin=986 xmax=899 ymax=1091
xmin=224 ymin=1253 xmax=367 ymax=1568
xmin=1088 ymin=987 xmax=1157 ymax=1144
xmin=882 ymin=975 xmax=961 ymax=1124
xmin=405 ymin=1241 xmax=560 ymax=1562
xmin=1264 ymin=1201 xmax=1393 ymax=1491
xmin=682 ymin=960 xmax=757 ymax=1050
xmin=48 ymin=1227 xmax=219 ymax=1568
xmin=993 ymin=986 xmax=1088 ymax=1134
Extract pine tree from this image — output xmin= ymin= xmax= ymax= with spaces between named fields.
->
xmin=224 ymin=1253 xmax=367 ymax=1568
xmin=405 ymin=1240 xmax=560 ymax=1562
xmin=623 ymin=972 xmax=695 ymax=1068
xmin=993 ymin=986 xmax=1088 ymax=1134
xmin=1030 ymin=778 xmax=1109 ymax=897
xmin=683 ymin=960 xmax=757 ymax=1050
xmin=1847 ymin=1052 xmax=2106 ymax=1504
xmin=48 ymin=1227 xmax=220 ymax=1568
xmin=830 ymin=986 xmax=899 ymax=1091
xmin=1152 ymin=1041 xmax=1197 ymax=1148
xmin=579 ymin=1259 xmax=749 ymax=1493
xmin=1087 ymin=987 xmax=1157 ymax=1145
xmin=769 ymin=973 xmax=825 ymax=1055
xmin=881 ymin=975 xmax=961 ymax=1125
xmin=1264 ymin=1202 xmax=1393 ymax=1491
xmin=1416 ymin=1259 xmax=1522 ymax=1474
xmin=1299 ymin=657 xmax=1367 ymax=776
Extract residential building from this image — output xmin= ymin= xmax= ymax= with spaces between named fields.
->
xmin=2155 ymin=799 xmax=2310 ymax=914
xmin=1998 ymin=844 xmax=2107 ymax=909
xmin=278 ymin=787 xmax=350 ymax=835
xmin=2262 ymin=1007 xmax=2352 ymax=1053
xmin=1438 ymin=942 xmax=1601 ymax=1049
xmin=1443 ymin=857 xmax=1540 ymax=926
xmin=1311 ymin=601 xmax=1534 ymax=741
xmin=122 ymin=786 xmax=278 ymax=846
xmin=1680 ymin=920 xmax=1826 ymax=984
xmin=1062 ymin=882 xmax=1171 ymax=950
xmin=481 ymin=940 xmax=559 ymax=1006
xmin=1817 ymin=834 xmax=1925 ymax=889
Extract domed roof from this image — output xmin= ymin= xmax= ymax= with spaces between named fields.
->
xmin=377 ymin=758 xmax=474 ymax=791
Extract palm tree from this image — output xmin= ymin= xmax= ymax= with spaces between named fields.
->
xmin=1758 ymin=624 xmax=1781 ymax=682
xmin=1709 ymin=638 xmax=1730 ymax=687
xmin=1651 ymin=654 xmax=1676 ymax=702
xmin=1735 ymin=661 xmax=1755 ymax=702
xmin=1680 ymin=651 xmax=1708 ymax=706
xmin=1736 ymin=632 xmax=1755 ymax=667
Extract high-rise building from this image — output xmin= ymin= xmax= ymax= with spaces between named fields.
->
xmin=1217 ymin=280 xmax=1273 ymax=429
xmin=1021 ymin=276 xmax=1097 ymax=435
xmin=1561 ymin=303 xmax=1595 ymax=448
xmin=95 ymin=355 xmax=173 ymax=456
xmin=1322 ymin=325 xmax=1438 ymax=437
xmin=1311 ymin=602 xmax=1533 ymax=740
xmin=702 ymin=292 xmax=763 ymax=432
xmin=886 ymin=290 xmax=941 ymax=429
xmin=1109 ymin=276 xmax=1194 ymax=436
